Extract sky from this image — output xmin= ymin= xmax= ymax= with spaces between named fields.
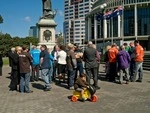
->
xmin=0 ymin=0 xmax=64 ymax=38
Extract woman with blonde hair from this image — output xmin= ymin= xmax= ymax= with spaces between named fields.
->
xmin=104 ymin=45 xmax=111 ymax=79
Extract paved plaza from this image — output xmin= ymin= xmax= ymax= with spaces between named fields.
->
xmin=0 ymin=65 xmax=150 ymax=113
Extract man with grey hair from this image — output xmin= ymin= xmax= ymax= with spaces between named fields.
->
xmin=117 ymin=45 xmax=131 ymax=84
xmin=83 ymin=41 xmax=100 ymax=90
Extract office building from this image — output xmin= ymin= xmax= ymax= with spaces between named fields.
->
xmin=29 ymin=26 xmax=38 ymax=37
xmin=64 ymin=0 xmax=96 ymax=45
xmin=85 ymin=0 xmax=150 ymax=51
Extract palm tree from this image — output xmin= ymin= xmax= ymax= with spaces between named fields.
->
xmin=0 ymin=15 xmax=3 ymax=24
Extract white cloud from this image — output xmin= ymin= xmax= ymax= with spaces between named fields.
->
xmin=24 ymin=16 xmax=31 ymax=22
xmin=57 ymin=10 xmax=64 ymax=17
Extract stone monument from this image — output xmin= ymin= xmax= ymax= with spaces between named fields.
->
xmin=37 ymin=0 xmax=57 ymax=48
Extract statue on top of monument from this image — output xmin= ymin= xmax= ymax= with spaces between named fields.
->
xmin=42 ymin=0 xmax=56 ymax=19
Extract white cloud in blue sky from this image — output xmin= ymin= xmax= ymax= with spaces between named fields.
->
xmin=24 ymin=16 xmax=31 ymax=22
xmin=58 ymin=10 xmax=64 ymax=17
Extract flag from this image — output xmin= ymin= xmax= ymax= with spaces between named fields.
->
xmin=96 ymin=14 xmax=103 ymax=21
xmin=103 ymin=10 xmax=112 ymax=20
xmin=112 ymin=6 xmax=123 ymax=17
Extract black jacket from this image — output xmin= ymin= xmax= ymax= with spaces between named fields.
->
xmin=0 ymin=54 xmax=3 ymax=67
xmin=83 ymin=47 xmax=98 ymax=68
xmin=8 ymin=52 xmax=19 ymax=70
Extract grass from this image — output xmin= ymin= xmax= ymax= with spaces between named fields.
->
xmin=3 ymin=57 xmax=9 ymax=65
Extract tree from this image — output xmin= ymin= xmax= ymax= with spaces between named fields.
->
xmin=56 ymin=33 xmax=64 ymax=45
xmin=0 ymin=15 xmax=3 ymax=24
xmin=0 ymin=33 xmax=38 ymax=56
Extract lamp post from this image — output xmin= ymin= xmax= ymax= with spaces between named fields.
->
xmin=100 ymin=3 xmax=107 ymax=54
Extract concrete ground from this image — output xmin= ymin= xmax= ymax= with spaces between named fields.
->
xmin=0 ymin=65 xmax=150 ymax=113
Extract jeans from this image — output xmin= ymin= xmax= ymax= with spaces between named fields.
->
xmin=31 ymin=64 xmax=40 ymax=80
xmin=119 ymin=68 xmax=129 ymax=83
xmin=129 ymin=59 xmax=135 ymax=80
xmin=132 ymin=62 xmax=143 ymax=81
xmin=52 ymin=60 xmax=58 ymax=81
xmin=75 ymin=62 xmax=84 ymax=81
xmin=20 ymin=73 xmax=30 ymax=93
xmin=49 ymin=67 xmax=53 ymax=83
xmin=85 ymin=68 xmax=98 ymax=87
xmin=67 ymin=69 xmax=76 ymax=87
xmin=41 ymin=68 xmax=51 ymax=88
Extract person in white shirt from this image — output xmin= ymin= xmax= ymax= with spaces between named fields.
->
xmin=57 ymin=45 xmax=67 ymax=82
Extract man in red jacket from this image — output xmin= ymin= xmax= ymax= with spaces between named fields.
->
xmin=108 ymin=44 xmax=118 ymax=82
xmin=132 ymin=40 xmax=144 ymax=82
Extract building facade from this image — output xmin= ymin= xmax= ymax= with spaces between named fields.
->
xmin=85 ymin=0 xmax=150 ymax=51
xmin=64 ymin=0 xmax=96 ymax=45
xmin=29 ymin=26 xmax=38 ymax=37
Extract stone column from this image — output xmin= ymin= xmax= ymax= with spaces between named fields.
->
xmin=88 ymin=17 xmax=92 ymax=41
xmin=134 ymin=4 xmax=138 ymax=40
xmin=103 ymin=19 xmax=107 ymax=39
xmin=94 ymin=14 xmax=97 ymax=44
xmin=118 ymin=15 xmax=121 ymax=38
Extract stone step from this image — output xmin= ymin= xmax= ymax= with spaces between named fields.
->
xmin=143 ymin=67 xmax=150 ymax=71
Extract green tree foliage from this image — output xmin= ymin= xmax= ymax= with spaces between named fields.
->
xmin=0 ymin=15 xmax=3 ymax=24
xmin=0 ymin=33 xmax=38 ymax=56
xmin=56 ymin=33 xmax=64 ymax=45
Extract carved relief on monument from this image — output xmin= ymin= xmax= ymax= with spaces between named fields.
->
xmin=43 ymin=30 xmax=52 ymax=42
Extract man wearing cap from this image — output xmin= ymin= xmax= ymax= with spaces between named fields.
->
xmin=83 ymin=41 xmax=100 ymax=90
xmin=66 ymin=43 xmax=77 ymax=90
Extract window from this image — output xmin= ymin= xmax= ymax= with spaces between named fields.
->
xmin=137 ymin=7 xmax=150 ymax=35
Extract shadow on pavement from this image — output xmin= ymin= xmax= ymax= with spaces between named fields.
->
xmin=32 ymin=83 xmax=44 ymax=90
xmin=55 ymin=82 xmax=69 ymax=89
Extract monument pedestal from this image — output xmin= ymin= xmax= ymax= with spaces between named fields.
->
xmin=37 ymin=18 xmax=57 ymax=49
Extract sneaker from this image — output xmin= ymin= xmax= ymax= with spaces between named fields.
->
xmin=69 ymin=87 xmax=74 ymax=90
xmin=44 ymin=88 xmax=51 ymax=91
xmin=126 ymin=80 xmax=129 ymax=84
xmin=95 ymin=86 xmax=101 ymax=90
xmin=119 ymin=82 xmax=123 ymax=85
xmin=26 ymin=90 xmax=33 ymax=93
xmin=136 ymin=80 xmax=142 ymax=82
xmin=81 ymin=98 xmax=85 ymax=102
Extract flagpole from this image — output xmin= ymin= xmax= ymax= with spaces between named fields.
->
xmin=111 ymin=17 xmax=113 ymax=45
xmin=121 ymin=0 xmax=124 ymax=45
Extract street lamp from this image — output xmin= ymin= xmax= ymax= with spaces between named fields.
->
xmin=100 ymin=3 xmax=107 ymax=54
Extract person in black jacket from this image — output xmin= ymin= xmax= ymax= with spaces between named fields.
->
xmin=8 ymin=46 xmax=21 ymax=91
xmin=83 ymin=41 xmax=100 ymax=90
xmin=0 ymin=54 xmax=3 ymax=76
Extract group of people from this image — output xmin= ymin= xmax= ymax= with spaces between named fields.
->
xmin=104 ymin=40 xmax=144 ymax=84
xmin=7 ymin=41 xmax=101 ymax=93
xmin=6 ymin=39 xmax=144 ymax=95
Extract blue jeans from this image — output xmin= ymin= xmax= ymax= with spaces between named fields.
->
xmin=75 ymin=62 xmax=84 ymax=81
xmin=67 ymin=69 xmax=76 ymax=87
xmin=129 ymin=59 xmax=135 ymax=80
xmin=49 ymin=67 xmax=53 ymax=83
xmin=20 ymin=73 xmax=30 ymax=93
xmin=132 ymin=62 xmax=143 ymax=81
xmin=41 ymin=68 xmax=51 ymax=88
